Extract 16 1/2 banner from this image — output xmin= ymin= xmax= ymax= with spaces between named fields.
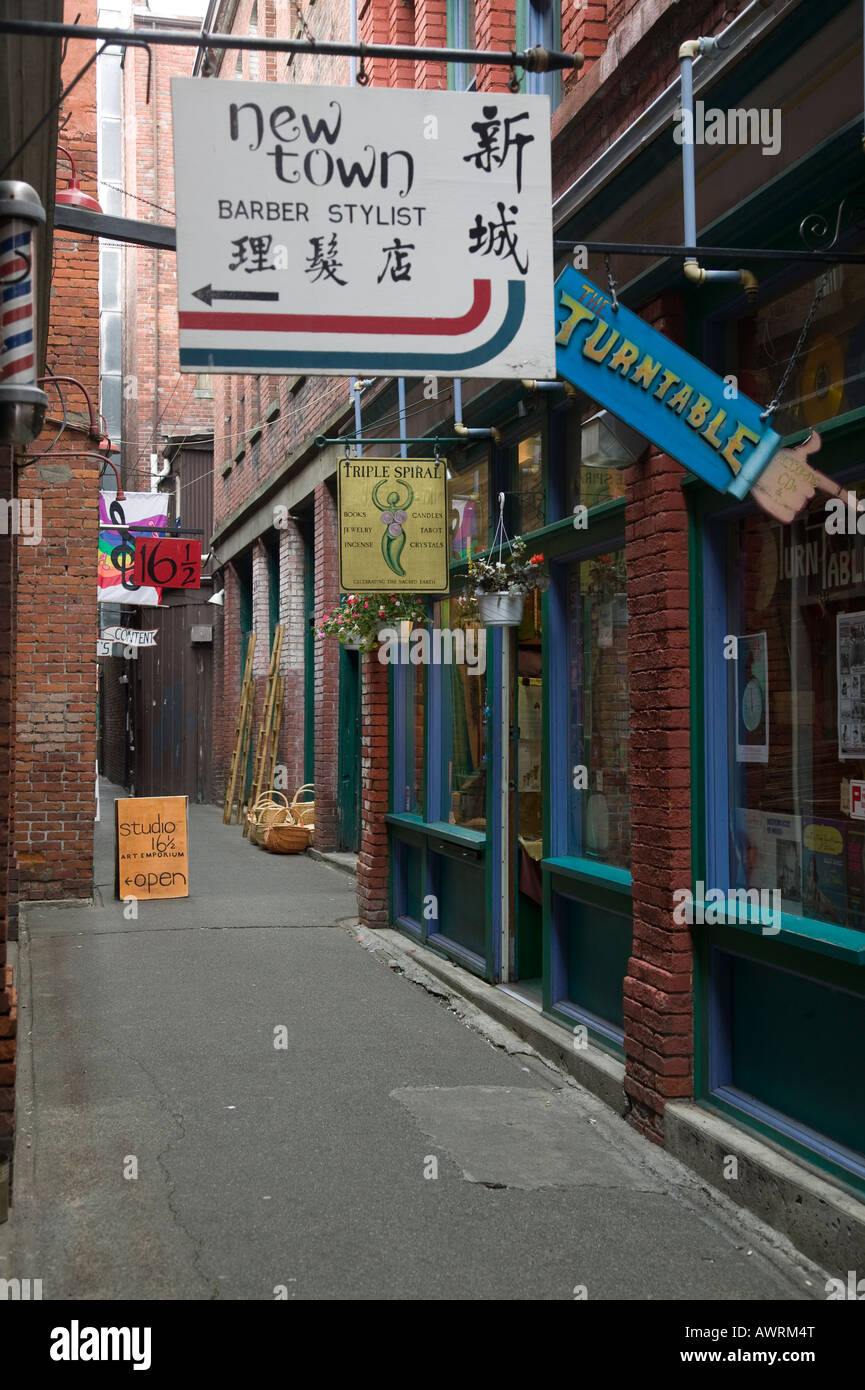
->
xmin=171 ymin=79 xmax=553 ymax=379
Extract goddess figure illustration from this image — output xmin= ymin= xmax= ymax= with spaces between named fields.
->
xmin=373 ymin=477 xmax=415 ymax=577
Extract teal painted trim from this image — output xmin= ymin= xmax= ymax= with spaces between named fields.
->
xmin=545 ymin=997 xmax=625 ymax=1057
xmin=544 ymin=855 xmax=631 ymax=890
xmin=701 ymin=1094 xmax=865 ymax=1201
xmin=514 ymin=0 xmax=527 ymax=95
xmin=691 ymin=909 xmax=865 ymax=966
xmin=706 ymin=922 xmax=865 ymax=996
xmin=386 ymin=812 xmax=486 ymax=851
xmin=543 ymin=856 xmax=632 ymax=914
xmin=424 ymin=819 xmax=486 ymax=849
xmin=445 ymin=0 xmax=455 ymax=89
xmin=542 ymin=860 xmax=553 ymax=1014
xmin=689 ymin=486 xmax=709 ymax=1104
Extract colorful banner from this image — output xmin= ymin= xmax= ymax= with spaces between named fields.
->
xmin=98 ymin=492 xmax=168 ymax=606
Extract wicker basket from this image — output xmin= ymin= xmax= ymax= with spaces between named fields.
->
xmin=290 ymin=783 xmax=315 ymax=825
xmin=289 ymin=783 xmax=315 ymax=847
xmin=263 ymin=820 xmax=311 ymax=854
xmin=247 ymin=791 xmax=290 ymax=847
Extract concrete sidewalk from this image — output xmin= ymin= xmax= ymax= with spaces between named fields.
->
xmin=1 ymin=784 xmax=825 ymax=1300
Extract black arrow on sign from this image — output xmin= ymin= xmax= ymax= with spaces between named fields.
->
xmin=192 ymin=284 xmax=280 ymax=306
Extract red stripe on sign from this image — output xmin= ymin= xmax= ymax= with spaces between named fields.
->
xmin=3 ymin=302 xmax=33 ymax=326
xmin=0 ymin=353 xmax=34 ymax=380
xmin=179 ymin=279 xmax=492 ymax=337
xmin=0 ymin=257 xmax=28 ymax=276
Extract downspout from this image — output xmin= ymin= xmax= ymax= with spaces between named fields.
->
xmin=679 ymin=37 xmax=758 ymax=300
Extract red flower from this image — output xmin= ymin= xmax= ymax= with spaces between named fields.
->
xmin=529 ymin=553 xmax=544 ymax=564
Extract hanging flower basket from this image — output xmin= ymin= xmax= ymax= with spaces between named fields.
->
xmin=317 ymin=592 xmax=427 ymax=653
xmin=460 ymin=494 xmax=548 ymax=628
xmin=476 ymin=590 xmax=525 ymax=627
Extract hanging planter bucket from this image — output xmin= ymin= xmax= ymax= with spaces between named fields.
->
xmin=476 ymin=590 xmax=525 ymax=627
xmin=341 ymin=631 xmax=365 ymax=651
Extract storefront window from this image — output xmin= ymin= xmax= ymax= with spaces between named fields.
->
xmin=563 ymin=406 xmax=628 ymax=516
xmin=566 ymin=551 xmax=630 ymax=868
xmin=403 ymin=628 xmax=426 ymax=815
xmin=515 ymin=431 xmax=545 ymax=534
xmin=447 ymin=450 xmax=488 ymax=562
xmin=737 ymin=256 xmax=865 ymax=438
xmin=726 ymin=486 xmax=865 ymax=932
xmin=435 ymin=599 xmax=487 ymax=829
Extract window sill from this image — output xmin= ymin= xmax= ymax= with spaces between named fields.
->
xmin=698 ymin=908 xmax=865 ymax=965
xmin=220 ymin=462 xmax=232 ymax=477
xmin=543 ymin=855 xmax=631 ymax=894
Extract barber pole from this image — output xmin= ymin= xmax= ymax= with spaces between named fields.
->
xmin=0 ymin=181 xmax=48 ymax=445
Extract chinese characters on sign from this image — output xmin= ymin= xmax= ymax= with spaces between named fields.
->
xmin=171 ymin=82 xmax=553 ymax=378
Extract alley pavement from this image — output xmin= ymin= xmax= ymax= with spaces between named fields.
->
xmin=2 ymin=784 xmax=822 ymax=1300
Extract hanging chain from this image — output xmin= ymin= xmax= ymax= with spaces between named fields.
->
xmin=508 ymin=64 xmax=520 ymax=93
xmin=357 ymin=48 xmax=369 ymax=85
xmin=760 ymin=274 xmax=828 ymax=422
xmin=604 ymin=254 xmax=619 ymax=312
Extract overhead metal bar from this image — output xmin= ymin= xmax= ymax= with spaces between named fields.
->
xmin=0 ymin=17 xmax=582 ymax=73
xmin=555 ymin=239 xmax=865 ymax=266
xmin=55 ymin=204 xmax=176 ymax=250
xmin=315 ymin=435 xmax=464 ymax=447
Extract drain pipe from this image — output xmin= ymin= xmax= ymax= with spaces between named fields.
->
xmin=453 ymin=378 xmax=501 ymax=441
xmin=679 ymin=37 xmax=758 ymax=300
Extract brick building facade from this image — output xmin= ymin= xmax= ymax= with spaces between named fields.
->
xmin=15 ymin=1 xmax=101 ymax=903
xmin=181 ymin=0 xmax=865 ymax=1249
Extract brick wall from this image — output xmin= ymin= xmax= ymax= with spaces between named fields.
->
xmin=278 ymin=519 xmax=306 ymax=794
xmin=357 ymin=651 xmax=390 ymax=924
xmin=15 ymin=3 xmax=100 ymax=902
xmin=0 ymin=445 xmax=18 ymax=1181
xmin=622 ymin=292 xmax=693 ymax=1144
xmin=121 ymin=20 xmax=213 ymax=490
xmin=313 ymin=481 xmax=339 ymax=850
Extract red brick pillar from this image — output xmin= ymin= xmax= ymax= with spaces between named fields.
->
xmin=314 ymin=481 xmax=339 ymax=850
xmin=562 ymin=2 xmax=608 ymax=96
xmin=357 ymin=651 xmax=390 ymax=925
xmin=415 ymin=0 xmax=447 ymax=89
xmin=278 ymin=520 xmax=306 ymax=796
xmin=0 ymin=446 xmax=17 ymax=1191
xmin=622 ymin=292 xmax=694 ymax=1146
xmin=214 ymin=562 xmax=242 ymax=802
xmin=475 ymin=0 xmax=515 ymax=94
xmin=388 ymin=0 xmax=415 ymax=87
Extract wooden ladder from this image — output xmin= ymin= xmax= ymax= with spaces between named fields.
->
xmin=223 ymin=632 xmax=256 ymax=825
xmin=243 ymin=624 xmax=285 ymax=836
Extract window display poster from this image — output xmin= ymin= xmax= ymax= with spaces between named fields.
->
xmin=846 ymin=823 xmax=865 ymax=930
xmin=802 ymin=819 xmax=847 ymax=926
xmin=837 ymin=610 xmax=865 ymax=759
xmin=733 ymin=808 xmax=802 ymax=913
xmin=736 ymin=632 xmax=769 ymax=765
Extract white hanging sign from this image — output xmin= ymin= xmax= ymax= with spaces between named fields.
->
xmin=101 ymin=627 xmax=158 ymax=648
xmin=171 ymin=79 xmax=554 ymax=379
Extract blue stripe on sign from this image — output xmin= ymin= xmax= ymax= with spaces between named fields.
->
xmin=179 ymin=280 xmax=528 ymax=374
xmin=2 ymin=280 xmax=31 ymax=302
xmin=0 ymin=231 xmax=30 ymax=255
xmin=2 ymin=329 xmax=33 ymax=350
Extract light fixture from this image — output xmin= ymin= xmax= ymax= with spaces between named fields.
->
xmin=55 ymin=146 xmax=103 ymax=215
xmin=208 ymin=589 xmax=225 ymax=606
xmin=580 ymin=409 xmax=649 ymax=469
